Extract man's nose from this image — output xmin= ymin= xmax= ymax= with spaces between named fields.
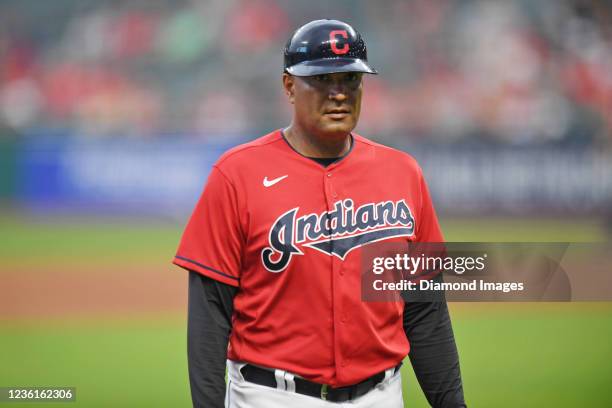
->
xmin=328 ymin=84 xmax=348 ymax=101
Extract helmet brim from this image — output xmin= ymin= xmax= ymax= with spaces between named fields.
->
xmin=286 ymin=58 xmax=378 ymax=76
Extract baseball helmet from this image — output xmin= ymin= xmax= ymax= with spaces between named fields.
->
xmin=284 ymin=19 xmax=378 ymax=76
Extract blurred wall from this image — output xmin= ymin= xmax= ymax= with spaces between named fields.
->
xmin=1 ymin=137 xmax=610 ymax=216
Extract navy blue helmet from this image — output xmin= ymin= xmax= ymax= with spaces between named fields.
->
xmin=283 ymin=19 xmax=377 ymax=76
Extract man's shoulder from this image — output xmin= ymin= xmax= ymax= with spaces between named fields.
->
xmin=353 ymin=133 xmax=422 ymax=172
xmin=214 ymin=130 xmax=283 ymax=169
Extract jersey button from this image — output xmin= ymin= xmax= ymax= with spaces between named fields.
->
xmin=327 ymin=173 xmax=332 ymax=177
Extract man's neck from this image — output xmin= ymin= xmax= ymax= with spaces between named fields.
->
xmin=283 ymin=125 xmax=351 ymax=158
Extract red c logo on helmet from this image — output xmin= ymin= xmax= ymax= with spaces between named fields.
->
xmin=329 ymin=30 xmax=349 ymax=55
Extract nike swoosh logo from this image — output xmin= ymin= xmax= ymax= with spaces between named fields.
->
xmin=263 ymin=175 xmax=288 ymax=187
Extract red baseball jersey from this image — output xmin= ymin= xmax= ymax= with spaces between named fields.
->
xmin=173 ymin=129 xmax=443 ymax=387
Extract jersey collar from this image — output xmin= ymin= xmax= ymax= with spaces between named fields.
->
xmin=279 ymin=129 xmax=355 ymax=169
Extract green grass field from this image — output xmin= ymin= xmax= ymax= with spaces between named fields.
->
xmin=2 ymin=305 xmax=612 ymax=407
xmin=1 ymin=214 xmax=611 ymax=407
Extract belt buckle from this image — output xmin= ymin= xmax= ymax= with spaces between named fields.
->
xmin=321 ymin=384 xmax=329 ymax=400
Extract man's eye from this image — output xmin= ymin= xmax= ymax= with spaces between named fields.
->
xmin=315 ymin=74 xmax=329 ymax=82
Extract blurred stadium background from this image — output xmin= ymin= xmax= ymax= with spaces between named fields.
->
xmin=0 ymin=0 xmax=611 ymax=407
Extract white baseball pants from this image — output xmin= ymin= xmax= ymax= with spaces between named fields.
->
xmin=225 ymin=360 xmax=404 ymax=408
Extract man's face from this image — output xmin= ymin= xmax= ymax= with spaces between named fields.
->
xmin=284 ymin=72 xmax=363 ymax=139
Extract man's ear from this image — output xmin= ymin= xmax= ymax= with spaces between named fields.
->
xmin=282 ymin=73 xmax=295 ymax=104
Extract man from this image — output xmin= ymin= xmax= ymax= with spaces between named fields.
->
xmin=174 ymin=19 xmax=466 ymax=407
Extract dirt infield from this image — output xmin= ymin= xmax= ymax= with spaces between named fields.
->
xmin=0 ymin=264 xmax=187 ymax=319
xmin=3 ymin=262 xmax=611 ymax=320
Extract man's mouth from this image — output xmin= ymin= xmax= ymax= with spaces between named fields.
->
xmin=324 ymin=108 xmax=350 ymax=120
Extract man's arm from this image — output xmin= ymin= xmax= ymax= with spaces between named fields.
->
xmin=188 ymin=271 xmax=238 ymax=408
xmin=403 ymin=301 xmax=466 ymax=408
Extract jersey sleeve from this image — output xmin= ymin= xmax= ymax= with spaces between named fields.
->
xmin=173 ymin=166 xmax=244 ymax=287
xmin=416 ymin=169 xmax=444 ymax=243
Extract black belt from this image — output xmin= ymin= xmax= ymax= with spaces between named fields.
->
xmin=240 ymin=362 xmax=402 ymax=402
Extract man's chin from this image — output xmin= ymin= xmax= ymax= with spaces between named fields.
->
xmin=317 ymin=121 xmax=355 ymax=138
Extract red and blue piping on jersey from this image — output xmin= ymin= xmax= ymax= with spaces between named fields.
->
xmin=174 ymin=254 xmax=240 ymax=282
xmin=261 ymin=199 xmax=415 ymax=273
